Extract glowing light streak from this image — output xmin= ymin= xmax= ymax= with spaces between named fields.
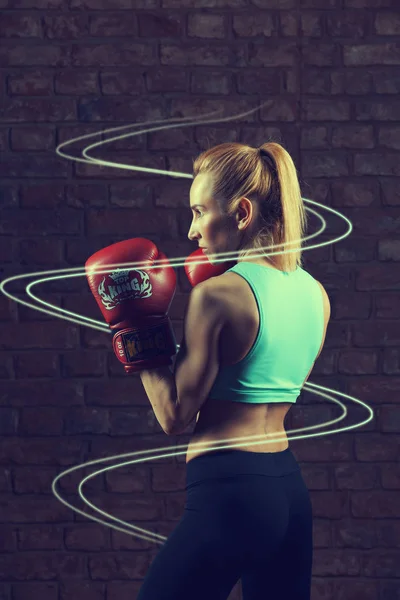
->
xmin=0 ymin=102 xmax=373 ymax=546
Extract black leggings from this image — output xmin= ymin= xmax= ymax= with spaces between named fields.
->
xmin=137 ymin=447 xmax=313 ymax=600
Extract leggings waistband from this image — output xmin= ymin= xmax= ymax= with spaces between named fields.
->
xmin=185 ymin=447 xmax=300 ymax=489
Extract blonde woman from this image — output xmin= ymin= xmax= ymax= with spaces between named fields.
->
xmin=135 ymin=142 xmax=331 ymax=599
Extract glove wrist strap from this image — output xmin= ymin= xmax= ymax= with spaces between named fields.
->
xmin=112 ymin=315 xmax=177 ymax=375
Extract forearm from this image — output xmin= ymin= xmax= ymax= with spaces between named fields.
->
xmin=139 ymin=365 xmax=178 ymax=435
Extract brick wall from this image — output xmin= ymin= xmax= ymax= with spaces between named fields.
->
xmin=1 ymin=0 xmax=400 ymax=599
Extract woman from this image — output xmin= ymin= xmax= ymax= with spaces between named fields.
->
xmin=137 ymin=142 xmax=331 ymax=600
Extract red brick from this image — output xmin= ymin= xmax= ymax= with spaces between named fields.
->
xmin=0 ymin=552 xmax=86 ymax=579
xmin=15 ymin=352 xmax=60 ymax=378
xmin=312 ymin=548 xmax=361 ymax=575
xmin=65 ymin=525 xmax=110 ymax=551
xmin=334 ymin=518 xmax=377 ymax=548
xmin=0 ymin=15 xmax=42 ymax=38
xmin=18 ymin=524 xmax=63 ymax=550
xmin=14 ymin=466 xmax=61 ymax=494
xmin=11 ymin=127 xmax=54 ymax=151
xmin=0 ymin=44 xmax=67 ymax=67
xmin=55 ymin=70 xmax=99 ymax=95
xmin=43 ymin=15 xmax=88 ymax=40
xmin=14 ymin=583 xmax=58 ymax=600
xmin=352 ymin=490 xmax=400 ymax=517
xmin=7 ymin=70 xmax=53 ymax=95
xmin=59 ymin=581 xmax=104 ymax=600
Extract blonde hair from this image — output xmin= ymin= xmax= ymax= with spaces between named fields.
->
xmin=192 ymin=141 xmax=309 ymax=273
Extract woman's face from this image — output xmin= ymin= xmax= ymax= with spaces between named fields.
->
xmin=187 ymin=172 xmax=255 ymax=264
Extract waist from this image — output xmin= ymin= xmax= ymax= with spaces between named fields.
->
xmin=185 ymin=447 xmax=300 ymax=490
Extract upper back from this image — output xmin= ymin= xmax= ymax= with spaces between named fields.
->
xmin=205 ymin=262 xmax=329 ymax=404
xmin=216 ymin=264 xmax=330 ymax=361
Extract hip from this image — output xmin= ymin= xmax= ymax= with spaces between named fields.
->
xmin=186 ymin=428 xmax=289 ymax=464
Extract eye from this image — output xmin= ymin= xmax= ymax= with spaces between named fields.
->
xmin=194 ymin=209 xmax=202 ymax=216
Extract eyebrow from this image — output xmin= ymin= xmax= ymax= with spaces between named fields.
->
xmin=190 ymin=204 xmax=206 ymax=210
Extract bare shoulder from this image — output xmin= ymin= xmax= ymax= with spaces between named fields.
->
xmin=201 ymin=271 xmax=238 ymax=298
xmin=196 ymin=275 xmax=229 ymax=301
xmin=197 ymin=274 xmax=237 ymax=315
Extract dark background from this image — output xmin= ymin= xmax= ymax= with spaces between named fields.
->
xmin=1 ymin=0 xmax=400 ymax=599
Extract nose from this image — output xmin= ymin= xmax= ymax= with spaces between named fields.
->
xmin=188 ymin=222 xmax=199 ymax=242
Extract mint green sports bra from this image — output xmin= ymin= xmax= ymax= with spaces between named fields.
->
xmin=207 ymin=262 xmax=324 ymax=404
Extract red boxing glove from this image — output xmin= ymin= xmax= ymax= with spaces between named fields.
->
xmin=85 ymin=238 xmax=177 ymax=375
xmin=184 ymin=248 xmax=236 ymax=287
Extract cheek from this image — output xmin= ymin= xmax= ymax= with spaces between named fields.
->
xmin=212 ymin=217 xmax=232 ymax=237
xmin=205 ymin=222 xmax=218 ymax=238
xmin=205 ymin=215 xmax=229 ymax=239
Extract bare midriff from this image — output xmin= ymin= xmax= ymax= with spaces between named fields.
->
xmin=186 ymin=401 xmax=291 ymax=463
